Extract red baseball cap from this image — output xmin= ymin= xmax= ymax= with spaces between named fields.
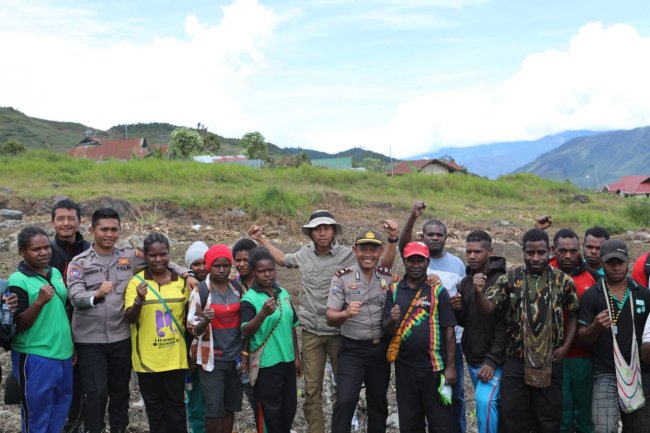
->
xmin=403 ymin=241 xmax=429 ymax=259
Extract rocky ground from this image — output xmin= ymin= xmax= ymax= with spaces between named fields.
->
xmin=0 ymin=194 xmax=648 ymax=432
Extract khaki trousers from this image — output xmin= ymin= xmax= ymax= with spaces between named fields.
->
xmin=301 ymin=331 xmax=341 ymax=433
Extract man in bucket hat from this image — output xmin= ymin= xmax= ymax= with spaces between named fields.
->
xmin=249 ymin=211 xmax=398 ymax=433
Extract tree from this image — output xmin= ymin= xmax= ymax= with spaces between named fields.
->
xmin=0 ymin=139 xmax=26 ymax=156
xmin=196 ymin=122 xmax=221 ymax=154
xmin=144 ymin=145 xmax=165 ymax=160
xmin=166 ymin=128 xmax=204 ymax=159
xmin=241 ymin=131 xmax=268 ymax=160
xmin=202 ymin=132 xmax=221 ymax=154
xmin=361 ymin=157 xmax=386 ymax=172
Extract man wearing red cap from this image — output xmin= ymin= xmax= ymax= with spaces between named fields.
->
xmin=248 ymin=211 xmax=398 ymax=433
xmin=384 ymin=241 xmax=457 ymax=433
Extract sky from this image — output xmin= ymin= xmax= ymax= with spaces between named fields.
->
xmin=2 ymin=0 xmax=650 ymax=158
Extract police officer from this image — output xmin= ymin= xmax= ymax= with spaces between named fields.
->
xmin=67 ymin=208 xmax=194 ymax=433
xmin=326 ymin=229 xmax=397 ymax=433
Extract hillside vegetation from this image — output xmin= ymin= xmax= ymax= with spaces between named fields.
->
xmin=0 ymin=107 xmax=394 ymax=164
xmin=516 ymin=126 xmax=650 ymax=187
xmin=0 ymin=150 xmax=645 ymax=234
xmin=0 ymin=107 xmax=89 ymax=151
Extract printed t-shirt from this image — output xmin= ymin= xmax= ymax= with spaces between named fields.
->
xmin=240 ymin=285 xmax=298 ymax=368
xmin=383 ymin=278 xmax=456 ymax=371
xmin=125 ymin=269 xmax=190 ymax=372
xmin=578 ymin=278 xmax=650 ymax=375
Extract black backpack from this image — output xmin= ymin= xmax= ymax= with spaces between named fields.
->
xmin=0 ymin=279 xmax=15 ymax=351
xmin=197 ymin=279 xmax=245 ymax=309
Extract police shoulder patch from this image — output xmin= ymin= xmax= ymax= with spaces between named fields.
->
xmin=377 ymin=266 xmax=392 ymax=275
xmin=330 ymin=280 xmax=342 ymax=295
xmin=335 ymin=267 xmax=353 ymax=276
xmin=68 ymin=265 xmax=82 ymax=281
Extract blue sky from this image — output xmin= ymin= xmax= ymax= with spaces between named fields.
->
xmin=2 ymin=0 xmax=650 ymax=158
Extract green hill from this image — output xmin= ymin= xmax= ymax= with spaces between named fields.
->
xmin=0 ymin=107 xmax=92 ymax=151
xmin=516 ymin=126 xmax=650 ymax=188
xmin=0 ymin=107 xmax=396 ymax=163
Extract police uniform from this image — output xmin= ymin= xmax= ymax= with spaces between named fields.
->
xmin=327 ymin=230 xmax=396 ymax=433
xmin=67 ymin=244 xmax=188 ymax=433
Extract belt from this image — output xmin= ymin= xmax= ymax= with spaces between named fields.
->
xmin=342 ymin=336 xmax=384 ymax=346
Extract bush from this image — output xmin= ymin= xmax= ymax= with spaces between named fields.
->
xmin=625 ymin=200 xmax=650 ymax=227
xmin=0 ymin=139 xmax=26 ymax=155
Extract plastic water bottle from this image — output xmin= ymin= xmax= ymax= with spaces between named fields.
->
xmin=235 ymin=356 xmax=250 ymax=385
xmin=1 ymin=289 xmax=13 ymax=325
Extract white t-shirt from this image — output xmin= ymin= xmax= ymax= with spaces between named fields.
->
xmin=428 ymin=251 xmax=466 ymax=343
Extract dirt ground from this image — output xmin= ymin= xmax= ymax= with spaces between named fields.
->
xmin=0 ymin=195 xmax=648 ymax=432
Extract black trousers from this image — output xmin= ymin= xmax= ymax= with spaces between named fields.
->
xmin=500 ymin=356 xmax=563 ymax=433
xmin=395 ymin=363 xmax=452 ymax=433
xmin=138 ymin=369 xmax=188 ymax=433
xmin=331 ymin=337 xmax=390 ymax=433
xmin=63 ymin=363 xmax=84 ymax=433
xmin=253 ymin=361 xmax=297 ymax=433
xmin=76 ymin=338 xmax=132 ymax=433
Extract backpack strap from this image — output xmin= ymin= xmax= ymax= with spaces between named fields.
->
xmin=229 ymin=279 xmax=245 ymax=297
xmin=198 ymin=280 xmax=209 ymax=309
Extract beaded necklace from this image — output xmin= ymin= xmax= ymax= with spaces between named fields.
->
xmin=605 ymin=279 xmax=628 ymax=334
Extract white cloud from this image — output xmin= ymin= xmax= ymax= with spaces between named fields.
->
xmin=0 ymin=0 xmax=296 ymax=135
xmin=305 ymin=22 xmax=650 ymax=158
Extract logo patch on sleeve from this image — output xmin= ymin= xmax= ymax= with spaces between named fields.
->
xmin=68 ymin=265 xmax=82 ymax=281
xmin=330 ymin=280 xmax=342 ymax=294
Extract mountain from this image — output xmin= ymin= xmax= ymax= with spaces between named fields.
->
xmin=515 ymin=126 xmax=650 ymax=188
xmin=284 ymin=147 xmax=394 ymax=165
xmin=411 ymin=130 xmax=602 ymax=178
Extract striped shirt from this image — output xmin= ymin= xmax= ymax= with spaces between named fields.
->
xmin=384 ymin=279 xmax=456 ymax=371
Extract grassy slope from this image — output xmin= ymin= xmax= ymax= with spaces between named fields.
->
xmin=0 ymin=150 xmax=642 ymax=233
xmin=0 ymin=108 xmax=396 ymax=163
xmin=0 ymin=107 xmax=89 ymax=151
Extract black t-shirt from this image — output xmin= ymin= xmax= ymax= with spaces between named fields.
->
xmin=578 ymin=277 xmax=650 ymax=375
xmin=383 ymin=278 xmax=456 ymax=371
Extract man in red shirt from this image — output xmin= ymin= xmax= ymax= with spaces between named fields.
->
xmin=632 ymin=251 xmax=650 ymax=288
xmin=550 ymin=229 xmax=598 ymax=433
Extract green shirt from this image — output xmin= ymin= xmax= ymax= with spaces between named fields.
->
xmin=240 ymin=285 xmax=298 ymax=368
xmin=9 ymin=265 xmax=73 ymax=360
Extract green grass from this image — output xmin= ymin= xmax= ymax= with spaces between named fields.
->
xmin=0 ymin=150 xmax=640 ymax=233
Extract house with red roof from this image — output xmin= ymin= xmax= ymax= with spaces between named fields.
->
xmin=387 ymin=158 xmax=466 ymax=176
xmin=68 ymin=136 xmax=166 ymax=161
xmin=603 ymin=175 xmax=650 ymax=197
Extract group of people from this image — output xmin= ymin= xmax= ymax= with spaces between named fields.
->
xmin=1 ymin=198 xmax=650 ymax=433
